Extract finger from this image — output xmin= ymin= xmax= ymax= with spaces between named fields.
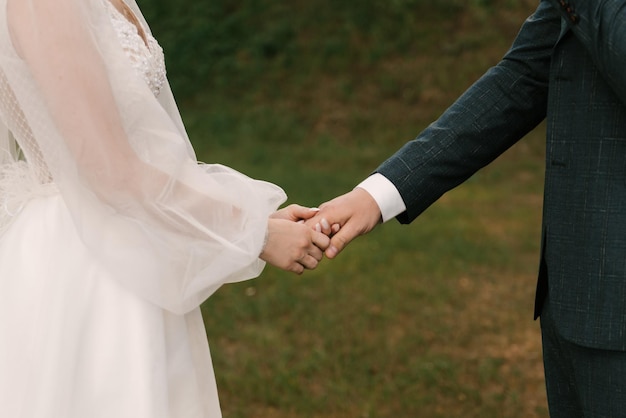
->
xmin=319 ymin=218 xmax=332 ymax=235
xmin=307 ymin=243 xmax=324 ymax=262
xmin=303 ymin=214 xmax=322 ymax=229
xmin=299 ymin=254 xmax=319 ymax=270
xmin=331 ymin=223 xmax=341 ymax=234
xmin=289 ymin=261 xmax=305 ymax=275
xmin=311 ymin=230 xmax=331 ymax=251
xmin=325 ymin=224 xmax=359 ymax=259
xmin=291 ymin=205 xmax=320 ymax=221
xmin=304 ymin=205 xmax=344 ymax=230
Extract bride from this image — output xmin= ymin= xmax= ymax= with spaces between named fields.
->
xmin=0 ymin=0 xmax=329 ymax=416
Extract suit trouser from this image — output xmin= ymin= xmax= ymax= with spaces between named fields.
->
xmin=540 ymin=297 xmax=626 ymax=418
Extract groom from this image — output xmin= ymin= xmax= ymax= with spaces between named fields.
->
xmin=309 ymin=1 xmax=626 ymax=416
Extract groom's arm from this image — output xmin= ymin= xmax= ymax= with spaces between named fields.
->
xmin=310 ymin=1 xmax=561 ymax=258
xmin=379 ymin=0 xmax=560 ymax=224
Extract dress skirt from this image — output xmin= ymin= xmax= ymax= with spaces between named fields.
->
xmin=0 ymin=192 xmax=223 ymax=417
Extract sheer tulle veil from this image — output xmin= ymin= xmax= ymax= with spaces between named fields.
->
xmin=0 ymin=0 xmax=287 ymax=314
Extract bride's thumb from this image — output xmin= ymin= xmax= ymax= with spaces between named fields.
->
xmin=293 ymin=205 xmax=320 ymax=221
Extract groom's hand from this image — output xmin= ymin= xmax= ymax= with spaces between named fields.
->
xmin=306 ymin=188 xmax=382 ymax=259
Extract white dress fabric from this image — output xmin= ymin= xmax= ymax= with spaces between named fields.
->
xmin=0 ymin=0 xmax=286 ymax=417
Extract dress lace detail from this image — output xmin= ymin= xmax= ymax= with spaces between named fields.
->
xmin=0 ymin=1 xmax=167 ymax=231
xmin=105 ymin=0 xmax=167 ymax=97
xmin=0 ymin=74 xmax=56 ymax=232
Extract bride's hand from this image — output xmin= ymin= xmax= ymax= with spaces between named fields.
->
xmin=271 ymin=204 xmax=319 ymax=222
xmin=260 ymin=218 xmax=330 ymax=274
xmin=271 ymin=204 xmax=340 ymax=235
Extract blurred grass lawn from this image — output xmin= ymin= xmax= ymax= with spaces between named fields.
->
xmin=152 ymin=0 xmax=548 ymax=416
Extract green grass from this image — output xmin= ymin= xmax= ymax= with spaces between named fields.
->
xmin=143 ymin=0 xmax=548 ymax=416
xmin=200 ymin=128 xmax=547 ymax=417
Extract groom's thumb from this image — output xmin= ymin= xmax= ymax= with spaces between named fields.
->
xmin=326 ymin=226 xmax=356 ymax=259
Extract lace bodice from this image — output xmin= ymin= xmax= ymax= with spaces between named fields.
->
xmin=105 ymin=0 xmax=166 ymax=96
xmin=0 ymin=0 xmax=168 ymax=210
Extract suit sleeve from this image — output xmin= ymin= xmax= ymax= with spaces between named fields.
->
xmin=376 ymin=1 xmax=561 ymax=224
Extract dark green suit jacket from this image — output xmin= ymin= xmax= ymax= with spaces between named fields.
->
xmin=376 ymin=0 xmax=626 ymax=350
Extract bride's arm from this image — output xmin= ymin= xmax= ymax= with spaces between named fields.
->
xmin=5 ymin=0 xmax=327 ymax=309
xmin=8 ymin=0 xmax=218 ymax=221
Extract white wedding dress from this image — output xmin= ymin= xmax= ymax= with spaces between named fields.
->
xmin=0 ymin=0 xmax=286 ymax=417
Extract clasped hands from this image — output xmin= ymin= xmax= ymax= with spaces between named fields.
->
xmin=260 ymin=188 xmax=382 ymax=274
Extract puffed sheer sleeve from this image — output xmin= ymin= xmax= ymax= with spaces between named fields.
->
xmin=0 ymin=0 xmax=286 ymax=313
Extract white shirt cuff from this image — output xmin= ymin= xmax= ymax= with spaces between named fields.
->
xmin=356 ymin=173 xmax=406 ymax=223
